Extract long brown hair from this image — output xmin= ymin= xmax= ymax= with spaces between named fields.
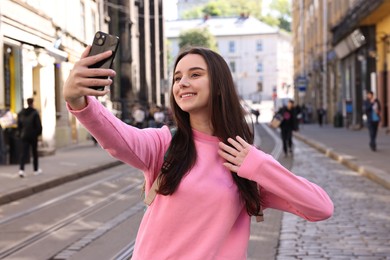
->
xmin=157 ymin=47 xmax=261 ymax=216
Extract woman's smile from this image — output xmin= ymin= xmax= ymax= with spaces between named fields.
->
xmin=180 ymin=92 xmax=197 ymax=99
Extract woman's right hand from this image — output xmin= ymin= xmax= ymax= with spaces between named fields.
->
xmin=63 ymin=46 xmax=116 ymax=110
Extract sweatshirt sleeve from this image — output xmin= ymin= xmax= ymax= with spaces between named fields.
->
xmin=238 ymin=147 xmax=334 ymax=222
xmin=67 ymin=96 xmax=172 ymax=177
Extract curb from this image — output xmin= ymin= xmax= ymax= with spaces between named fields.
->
xmin=0 ymin=161 xmax=123 ymax=206
xmin=294 ymin=132 xmax=390 ymax=190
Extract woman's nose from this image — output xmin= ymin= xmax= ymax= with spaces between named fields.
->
xmin=179 ymin=78 xmax=190 ymax=88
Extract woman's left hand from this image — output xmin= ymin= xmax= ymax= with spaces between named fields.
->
xmin=218 ymin=136 xmax=251 ymax=173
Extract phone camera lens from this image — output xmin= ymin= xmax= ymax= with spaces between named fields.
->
xmin=97 ymin=38 xmax=104 ymax=45
xmin=96 ymin=32 xmax=101 ymax=39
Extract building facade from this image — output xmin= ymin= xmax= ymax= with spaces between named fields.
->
xmin=0 ymin=0 xmax=101 ymax=156
xmin=293 ymin=0 xmax=390 ymax=131
xmin=165 ymin=16 xmax=294 ymax=102
xmin=0 ymin=0 xmax=166 ymax=164
xmin=106 ymin=0 xmax=166 ymax=122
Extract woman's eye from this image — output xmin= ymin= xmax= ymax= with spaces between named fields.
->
xmin=191 ymin=73 xmax=200 ymax=78
xmin=174 ymin=77 xmax=181 ymax=82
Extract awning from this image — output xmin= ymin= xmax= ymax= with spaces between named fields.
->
xmin=334 ymin=29 xmax=366 ymax=59
xmin=2 ymin=23 xmax=68 ymax=62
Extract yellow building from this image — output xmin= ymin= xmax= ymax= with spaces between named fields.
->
xmin=363 ymin=1 xmax=390 ymax=131
xmin=332 ymin=0 xmax=390 ymax=130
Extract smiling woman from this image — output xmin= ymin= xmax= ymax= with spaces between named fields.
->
xmin=172 ymin=54 xmax=211 ymax=122
xmin=63 ymin=46 xmax=333 ymax=260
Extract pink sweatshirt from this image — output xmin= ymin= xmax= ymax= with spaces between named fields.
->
xmin=69 ymin=96 xmax=333 ymax=260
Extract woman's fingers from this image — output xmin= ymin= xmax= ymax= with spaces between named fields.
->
xmin=219 ymin=141 xmax=239 ymax=156
xmin=83 ymin=77 xmax=113 ymax=89
xmin=236 ymin=136 xmax=250 ymax=148
xmin=227 ymin=137 xmax=242 ymax=151
xmin=218 ymin=136 xmax=252 ymax=173
xmin=226 ymin=136 xmax=250 ymax=152
xmin=72 ymin=67 xmax=116 ymax=83
xmin=222 ymin=162 xmax=239 ymax=173
xmin=81 ymin=45 xmax=92 ymax=58
xmin=80 ymin=49 xmax=113 ymax=67
xmin=218 ymin=148 xmax=237 ymax=162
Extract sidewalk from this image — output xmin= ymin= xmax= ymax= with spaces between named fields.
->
xmin=294 ymin=123 xmax=390 ymax=190
xmin=0 ymin=142 xmax=122 ymax=205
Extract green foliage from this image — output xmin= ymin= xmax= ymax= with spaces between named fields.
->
xmin=266 ymin=0 xmax=291 ymax=31
xmin=178 ymin=28 xmax=217 ymax=51
xmin=202 ymin=2 xmax=223 ymax=16
xmin=269 ymin=0 xmax=291 ymax=18
xmin=182 ymin=7 xmax=204 ymax=19
xmin=182 ymin=0 xmax=261 ymax=19
xmin=261 ymin=14 xmax=280 ymax=28
xmin=181 ymin=0 xmax=291 ymax=32
xmin=226 ymin=0 xmax=262 ymax=19
xmin=278 ymin=17 xmax=291 ymax=32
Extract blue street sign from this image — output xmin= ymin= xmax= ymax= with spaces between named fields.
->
xmin=296 ymin=76 xmax=307 ymax=92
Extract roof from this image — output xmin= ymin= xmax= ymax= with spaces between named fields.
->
xmin=165 ymin=16 xmax=280 ymax=38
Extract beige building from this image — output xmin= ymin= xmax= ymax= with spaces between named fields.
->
xmin=0 ymin=0 xmax=104 ymax=159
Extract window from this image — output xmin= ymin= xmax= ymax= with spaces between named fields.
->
xmin=229 ymin=41 xmax=235 ymax=53
xmin=257 ymin=62 xmax=263 ymax=72
xmin=80 ymin=1 xmax=86 ymax=40
xmin=256 ymin=40 xmax=263 ymax=52
xmin=91 ymin=11 xmax=96 ymax=37
xmin=229 ymin=61 xmax=236 ymax=73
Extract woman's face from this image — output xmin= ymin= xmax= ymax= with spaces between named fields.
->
xmin=172 ymin=54 xmax=211 ymax=117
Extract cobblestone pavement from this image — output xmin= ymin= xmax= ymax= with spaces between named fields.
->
xmin=277 ymin=140 xmax=390 ymax=260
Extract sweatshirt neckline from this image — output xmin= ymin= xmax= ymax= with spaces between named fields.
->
xmin=192 ymin=129 xmax=220 ymax=143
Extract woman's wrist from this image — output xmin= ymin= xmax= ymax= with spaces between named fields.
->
xmin=67 ymin=96 xmax=88 ymax=110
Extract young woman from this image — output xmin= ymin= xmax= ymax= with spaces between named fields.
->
xmin=64 ymin=46 xmax=333 ymax=259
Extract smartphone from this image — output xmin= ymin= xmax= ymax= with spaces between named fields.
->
xmin=87 ymin=31 xmax=120 ymax=90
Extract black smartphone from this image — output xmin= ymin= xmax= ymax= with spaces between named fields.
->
xmin=87 ymin=31 xmax=119 ymax=90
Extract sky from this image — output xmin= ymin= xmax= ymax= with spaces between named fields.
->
xmin=163 ymin=0 xmax=178 ymax=20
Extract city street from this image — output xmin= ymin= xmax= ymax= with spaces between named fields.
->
xmin=0 ymin=122 xmax=389 ymax=259
xmin=0 ymin=164 xmax=144 ymax=260
xmin=277 ymin=136 xmax=390 ymax=260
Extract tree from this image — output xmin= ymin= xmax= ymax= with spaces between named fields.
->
xmin=182 ymin=7 xmax=204 ymax=19
xmin=182 ymin=0 xmax=262 ymax=20
xmin=178 ymin=28 xmax=217 ymax=51
xmin=181 ymin=0 xmax=292 ymax=32
xmin=268 ymin=0 xmax=291 ymax=32
xmin=226 ymin=0 xmax=262 ymax=19
xmin=261 ymin=15 xmax=280 ymax=28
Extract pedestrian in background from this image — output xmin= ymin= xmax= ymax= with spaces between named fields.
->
xmin=132 ymin=104 xmax=145 ymax=128
xmin=317 ymin=107 xmax=326 ymax=127
xmin=153 ymin=106 xmax=165 ymax=128
xmin=364 ymin=91 xmax=381 ymax=151
xmin=17 ymin=98 xmax=42 ymax=177
xmin=277 ymin=99 xmax=298 ymax=157
xmin=251 ymin=108 xmax=260 ymax=124
xmin=63 ymin=46 xmax=333 ymax=259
